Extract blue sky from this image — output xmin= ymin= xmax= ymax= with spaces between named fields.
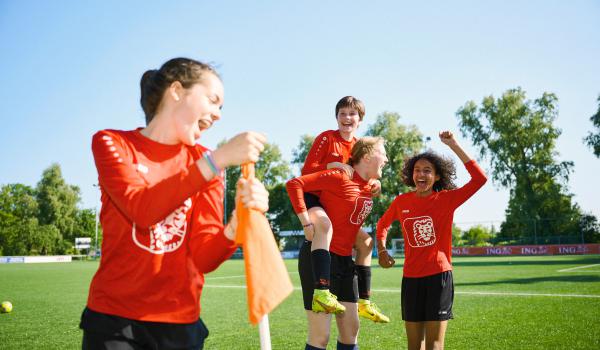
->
xmin=1 ymin=0 xmax=599 ymax=229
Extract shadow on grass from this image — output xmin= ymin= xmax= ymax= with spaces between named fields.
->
xmin=455 ymin=274 xmax=600 ymax=287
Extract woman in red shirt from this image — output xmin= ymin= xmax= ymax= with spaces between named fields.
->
xmin=376 ymin=131 xmax=487 ymax=350
xmin=287 ymin=137 xmax=388 ymax=350
xmin=80 ymin=57 xmax=268 ymax=350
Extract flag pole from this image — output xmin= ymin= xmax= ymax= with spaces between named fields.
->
xmin=258 ymin=315 xmax=272 ymax=350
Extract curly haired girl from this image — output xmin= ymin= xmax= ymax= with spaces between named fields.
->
xmin=376 ymin=130 xmax=487 ymax=350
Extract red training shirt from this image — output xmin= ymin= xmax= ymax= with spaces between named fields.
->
xmin=301 ymin=130 xmax=356 ymax=175
xmin=286 ymin=169 xmax=373 ymax=256
xmin=376 ymin=160 xmax=487 ymax=277
xmin=87 ymin=129 xmax=237 ymax=323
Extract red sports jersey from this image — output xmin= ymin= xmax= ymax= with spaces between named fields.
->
xmin=87 ymin=129 xmax=237 ymax=323
xmin=286 ymin=169 xmax=373 ymax=256
xmin=301 ymin=130 xmax=356 ymax=175
xmin=376 ymin=160 xmax=487 ymax=277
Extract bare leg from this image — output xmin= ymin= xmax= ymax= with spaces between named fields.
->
xmin=309 ymin=207 xmax=332 ymax=251
xmin=306 ymin=310 xmax=332 ymax=348
xmin=405 ymin=321 xmax=426 ymax=350
xmin=424 ymin=320 xmax=448 ymax=350
xmin=335 ymin=302 xmax=360 ymax=345
xmin=354 ymin=228 xmax=373 ymax=266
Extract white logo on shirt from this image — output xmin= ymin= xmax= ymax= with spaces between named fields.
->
xmin=402 ymin=216 xmax=436 ymax=247
xmin=132 ymin=198 xmax=192 ymax=254
xmin=350 ymin=196 xmax=373 ymax=225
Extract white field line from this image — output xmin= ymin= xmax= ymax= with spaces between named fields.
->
xmin=557 ymin=264 xmax=600 ymax=273
xmin=203 ymin=284 xmax=600 ymax=299
xmin=205 ymin=271 xmax=298 ymax=281
xmin=205 ymin=275 xmax=246 ymax=280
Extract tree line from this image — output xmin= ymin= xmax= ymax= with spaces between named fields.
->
xmin=1 ymin=88 xmax=599 ymax=255
xmin=0 ymin=165 xmax=97 ymax=255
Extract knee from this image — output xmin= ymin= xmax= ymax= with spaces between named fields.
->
xmin=308 ymin=333 xmax=330 ymax=349
xmin=429 ymin=339 xmax=445 ymax=350
xmin=362 ymin=237 xmax=374 ymax=251
xmin=338 ymin=325 xmax=359 ymax=345
xmin=313 ymin=216 xmax=332 ymax=234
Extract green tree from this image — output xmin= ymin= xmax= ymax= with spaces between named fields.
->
xmin=457 ymin=88 xmax=584 ymax=242
xmin=0 ymin=184 xmax=39 ymax=255
xmin=35 ymin=164 xmax=81 ymax=242
xmin=461 ymin=225 xmax=492 ymax=247
xmin=452 ymin=224 xmax=463 ymax=247
xmin=584 ymin=95 xmax=600 ymax=157
xmin=22 ymin=219 xmax=62 ymax=255
xmin=223 ymin=142 xmax=293 ymax=242
xmin=0 ymin=183 xmax=66 ymax=255
xmin=366 ymin=112 xmax=424 ymax=241
xmin=73 ymin=208 xmax=101 ymax=250
xmin=291 ymin=134 xmax=315 ymax=174
xmin=578 ymin=212 xmax=600 ymax=243
xmin=0 ymin=184 xmax=39 ymax=219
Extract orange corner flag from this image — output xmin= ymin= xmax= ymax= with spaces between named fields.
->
xmin=235 ymin=163 xmax=294 ymax=325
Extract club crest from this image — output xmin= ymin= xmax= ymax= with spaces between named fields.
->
xmin=132 ymin=198 xmax=192 ymax=254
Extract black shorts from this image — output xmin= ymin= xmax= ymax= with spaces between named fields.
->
xmin=401 ymin=271 xmax=454 ymax=322
xmin=298 ymin=241 xmax=358 ymax=310
xmin=80 ymin=307 xmax=209 ymax=350
xmin=304 ymin=192 xmax=322 ymax=210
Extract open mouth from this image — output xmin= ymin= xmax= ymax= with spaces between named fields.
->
xmin=198 ymin=119 xmax=212 ymax=130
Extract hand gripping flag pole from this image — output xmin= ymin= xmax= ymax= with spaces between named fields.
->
xmin=235 ymin=163 xmax=294 ymax=350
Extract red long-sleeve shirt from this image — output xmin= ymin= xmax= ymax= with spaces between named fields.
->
xmin=301 ymin=130 xmax=356 ymax=175
xmin=286 ymin=169 xmax=373 ymax=256
xmin=376 ymin=160 xmax=487 ymax=277
xmin=87 ymin=129 xmax=237 ymax=323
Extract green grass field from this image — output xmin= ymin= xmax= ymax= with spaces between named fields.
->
xmin=1 ymin=255 xmax=599 ymax=349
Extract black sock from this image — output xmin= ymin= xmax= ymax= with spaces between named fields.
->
xmin=311 ymin=249 xmax=331 ymax=289
xmin=355 ymin=265 xmax=371 ymax=300
xmin=305 ymin=344 xmax=326 ymax=350
xmin=337 ymin=340 xmax=358 ymax=350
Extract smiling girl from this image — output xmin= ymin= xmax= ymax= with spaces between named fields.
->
xmin=80 ymin=57 xmax=268 ymax=350
xmin=376 ymin=131 xmax=487 ymax=350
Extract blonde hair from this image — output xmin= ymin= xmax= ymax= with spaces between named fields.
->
xmin=348 ymin=136 xmax=384 ymax=166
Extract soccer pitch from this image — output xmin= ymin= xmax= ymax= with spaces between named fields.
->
xmin=1 ymin=255 xmax=599 ymax=349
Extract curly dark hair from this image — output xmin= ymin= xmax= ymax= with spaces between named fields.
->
xmin=402 ymin=151 xmax=457 ymax=191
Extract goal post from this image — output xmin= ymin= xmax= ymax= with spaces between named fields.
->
xmin=390 ymin=238 xmax=404 ymax=256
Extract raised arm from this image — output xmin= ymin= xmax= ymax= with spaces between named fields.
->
xmin=286 ymin=169 xmax=343 ymax=235
xmin=439 ymin=131 xmax=488 ymax=207
xmin=301 ymin=132 xmax=331 ymax=175
xmin=439 ymin=130 xmax=472 ymax=163
xmin=93 ymin=130 xmax=210 ymax=228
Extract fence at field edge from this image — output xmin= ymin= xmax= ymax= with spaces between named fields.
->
xmin=451 ymin=244 xmax=600 ymax=256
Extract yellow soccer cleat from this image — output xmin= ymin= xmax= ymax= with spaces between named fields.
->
xmin=358 ymin=299 xmax=390 ymax=323
xmin=312 ymin=289 xmax=346 ymax=314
